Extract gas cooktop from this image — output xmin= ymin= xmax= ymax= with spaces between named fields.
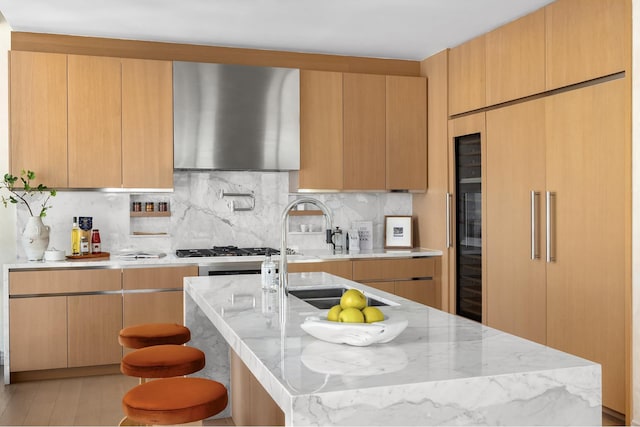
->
xmin=175 ymin=246 xmax=280 ymax=258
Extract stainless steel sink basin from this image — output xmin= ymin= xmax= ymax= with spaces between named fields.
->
xmin=288 ymin=287 xmax=391 ymax=309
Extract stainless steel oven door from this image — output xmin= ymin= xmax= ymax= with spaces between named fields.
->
xmin=198 ymin=261 xmax=262 ymax=276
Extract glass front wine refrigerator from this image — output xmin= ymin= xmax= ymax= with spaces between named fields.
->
xmin=454 ymin=133 xmax=482 ymax=322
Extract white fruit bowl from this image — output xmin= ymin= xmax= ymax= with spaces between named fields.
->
xmin=300 ymin=315 xmax=408 ymax=347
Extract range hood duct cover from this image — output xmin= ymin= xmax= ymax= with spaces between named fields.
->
xmin=173 ymin=61 xmax=300 ymax=171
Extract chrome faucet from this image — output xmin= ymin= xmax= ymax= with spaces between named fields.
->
xmin=279 ymin=197 xmax=333 ymax=296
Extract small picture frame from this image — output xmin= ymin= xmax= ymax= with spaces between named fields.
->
xmin=384 ymin=216 xmax=413 ymax=249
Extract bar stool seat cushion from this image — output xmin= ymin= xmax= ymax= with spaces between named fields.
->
xmin=122 ymin=377 xmax=228 ymax=425
xmin=121 ymin=345 xmax=205 ymax=378
xmin=119 ymin=323 xmax=190 ymax=349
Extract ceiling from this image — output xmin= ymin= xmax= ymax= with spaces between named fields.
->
xmin=0 ymin=0 xmax=554 ymax=61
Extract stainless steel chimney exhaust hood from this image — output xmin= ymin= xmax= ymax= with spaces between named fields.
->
xmin=173 ymin=61 xmax=300 ymax=171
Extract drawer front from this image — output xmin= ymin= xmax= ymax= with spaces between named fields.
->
xmin=395 ymin=279 xmax=438 ymax=308
xmin=353 ymin=258 xmax=434 ymax=281
xmin=123 ymin=266 xmax=198 ymax=290
xmin=9 ymin=269 xmax=121 ymax=295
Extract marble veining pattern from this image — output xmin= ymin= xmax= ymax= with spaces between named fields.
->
xmin=11 ymin=171 xmax=412 ymax=260
xmin=184 ymin=272 xmax=601 ymax=426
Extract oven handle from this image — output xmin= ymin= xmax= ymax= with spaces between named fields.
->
xmin=201 ymin=269 xmax=262 ymax=276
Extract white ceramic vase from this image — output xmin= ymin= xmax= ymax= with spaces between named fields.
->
xmin=22 ymin=216 xmax=50 ymax=261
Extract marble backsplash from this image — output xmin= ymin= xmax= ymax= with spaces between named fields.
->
xmin=14 ymin=171 xmax=412 ymax=259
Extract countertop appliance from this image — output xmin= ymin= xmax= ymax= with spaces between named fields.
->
xmin=173 ymin=61 xmax=300 ymax=171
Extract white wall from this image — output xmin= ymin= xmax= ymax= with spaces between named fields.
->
xmin=0 ymin=14 xmax=14 ymax=366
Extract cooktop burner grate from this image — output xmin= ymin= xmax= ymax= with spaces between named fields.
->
xmin=175 ymin=246 xmax=280 ymax=258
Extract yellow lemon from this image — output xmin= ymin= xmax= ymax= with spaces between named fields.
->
xmin=327 ymin=304 xmax=342 ymax=322
xmin=338 ymin=307 xmax=365 ymax=323
xmin=362 ymin=306 xmax=385 ymax=323
xmin=340 ymin=289 xmax=367 ymax=310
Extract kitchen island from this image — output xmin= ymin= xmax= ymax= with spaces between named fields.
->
xmin=184 ymin=272 xmax=601 ymax=426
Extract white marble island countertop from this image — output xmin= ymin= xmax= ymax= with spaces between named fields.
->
xmin=184 ymin=272 xmax=601 ymax=426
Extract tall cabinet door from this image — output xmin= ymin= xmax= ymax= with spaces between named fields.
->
xmin=386 ymin=75 xmax=427 ymax=191
xmin=413 ymin=51 xmax=449 ymax=311
xmin=343 ymin=73 xmax=386 ymax=190
xmin=299 ymin=70 xmax=343 ymax=190
xmin=121 ymin=58 xmax=174 ymax=189
xmin=486 ymin=99 xmax=547 ymax=345
xmin=546 ymin=78 xmax=626 ymax=413
xmin=9 ymin=51 xmax=68 ymax=188
xmin=68 ymin=55 xmax=122 ymax=188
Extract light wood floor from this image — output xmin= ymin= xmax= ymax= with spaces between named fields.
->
xmin=0 ymin=372 xmax=626 ymax=426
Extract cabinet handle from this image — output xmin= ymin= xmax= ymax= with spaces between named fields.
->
xmin=446 ymin=193 xmax=452 ymax=248
xmin=546 ymin=191 xmax=556 ymax=263
xmin=531 ymin=191 xmax=540 ymax=260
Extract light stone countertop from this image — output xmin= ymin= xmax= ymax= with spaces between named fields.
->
xmin=2 ymin=247 xmax=443 ymax=271
xmin=184 ymin=272 xmax=601 ymax=426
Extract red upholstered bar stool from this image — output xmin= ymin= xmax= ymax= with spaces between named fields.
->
xmin=121 ymin=344 xmax=206 ymax=384
xmin=122 ymin=377 xmax=228 ymax=426
xmin=118 ymin=323 xmax=191 ymax=349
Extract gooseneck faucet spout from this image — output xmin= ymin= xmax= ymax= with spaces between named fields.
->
xmin=279 ymin=198 xmax=333 ymax=297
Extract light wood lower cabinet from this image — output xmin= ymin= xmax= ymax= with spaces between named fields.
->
xmin=8 ymin=269 xmax=122 ymax=373
xmin=67 ymin=294 xmax=123 ymax=367
xmin=123 ymin=291 xmax=183 ymax=327
xmin=230 ymin=349 xmax=284 ymax=426
xmin=9 ymin=297 xmax=68 ymax=372
xmin=122 ymin=266 xmax=197 ymax=327
xmin=8 ymin=265 xmax=198 ymax=375
xmin=353 ymin=258 xmax=439 ymax=308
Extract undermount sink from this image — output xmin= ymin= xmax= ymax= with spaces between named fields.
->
xmin=288 ymin=286 xmax=393 ymax=310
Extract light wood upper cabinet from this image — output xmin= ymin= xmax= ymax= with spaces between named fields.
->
xmin=485 ymin=99 xmax=547 ymax=345
xmin=386 ymin=75 xmax=427 ymax=191
xmin=545 ymin=0 xmax=630 ymax=90
xmin=9 ymin=53 xmax=174 ymax=189
xmin=299 ymin=71 xmax=426 ymax=191
xmin=299 ymin=70 xmax=344 ymax=190
xmin=122 ymin=59 xmax=174 ymax=189
xmin=448 ymin=35 xmax=486 ymax=115
xmin=485 ymin=9 xmax=546 ymax=105
xmin=9 ymin=51 xmax=68 ymax=188
xmin=68 ymin=55 xmax=122 ymax=188
xmin=343 ymin=73 xmax=386 ymax=190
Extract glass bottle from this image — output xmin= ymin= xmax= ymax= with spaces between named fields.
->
xmin=80 ymin=236 xmax=89 ymax=255
xmin=91 ymin=229 xmax=101 ymax=254
xmin=261 ymin=253 xmax=277 ymax=292
xmin=71 ymin=217 xmax=81 ymax=255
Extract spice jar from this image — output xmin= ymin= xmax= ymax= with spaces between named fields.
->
xmin=132 ymin=202 xmax=142 ymax=212
xmin=145 ymin=202 xmax=155 ymax=212
xmin=158 ymin=202 xmax=168 ymax=212
xmin=91 ymin=229 xmax=101 ymax=254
